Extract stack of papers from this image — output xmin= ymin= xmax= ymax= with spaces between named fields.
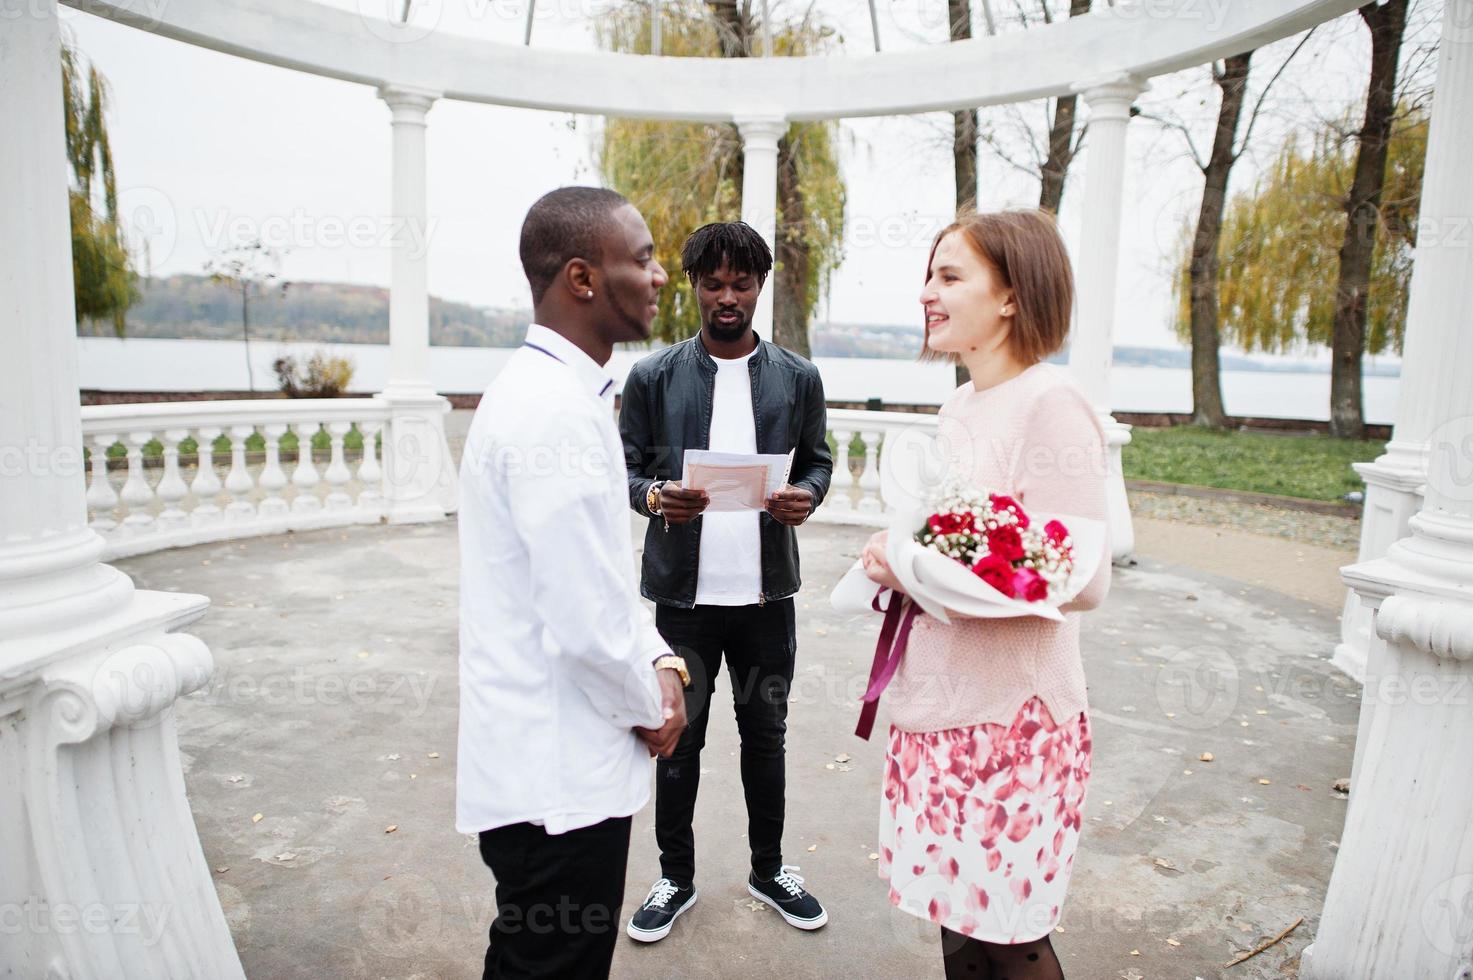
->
xmin=682 ymin=449 xmax=795 ymax=512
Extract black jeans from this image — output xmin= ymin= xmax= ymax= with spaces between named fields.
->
xmin=477 ymin=817 xmax=632 ymax=980
xmin=654 ymin=598 xmax=797 ymax=886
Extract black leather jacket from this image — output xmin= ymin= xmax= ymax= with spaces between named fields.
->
xmin=619 ymin=333 xmax=834 ymax=609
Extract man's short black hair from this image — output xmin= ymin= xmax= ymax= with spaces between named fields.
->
xmin=680 ymin=221 xmax=773 ymax=286
xmin=519 ymin=186 xmax=630 ymax=303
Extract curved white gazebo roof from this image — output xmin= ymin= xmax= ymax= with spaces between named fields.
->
xmin=70 ymin=0 xmax=1360 ymax=119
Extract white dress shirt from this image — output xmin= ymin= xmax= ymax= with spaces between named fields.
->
xmin=456 ymin=324 xmax=668 ymax=836
xmin=694 ymin=347 xmax=763 ymax=606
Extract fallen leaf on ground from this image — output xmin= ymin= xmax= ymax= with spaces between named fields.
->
xmin=835 ymin=753 xmax=851 ymax=763
xmin=807 ymin=845 xmax=818 ymax=852
xmin=1166 ymin=937 xmax=1181 ymax=947
xmin=1129 ymin=949 xmax=1140 ymax=955
xmin=1258 ymin=779 xmax=1272 ymax=785
xmin=825 ymin=763 xmax=836 ymax=771
xmin=216 ymin=867 xmax=229 ymax=874
xmin=387 ymin=754 xmax=401 ymax=761
xmin=868 ymin=853 xmax=879 ymax=861
xmin=252 ymin=813 xmax=264 ymax=824
xmin=1333 ymin=778 xmax=1350 ymax=794
xmin=385 ymin=825 xmax=398 ymax=834
xmin=275 ymin=852 xmax=296 ymax=862
xmin=1199 ymin=752 xmax=1214 ymax=763
xmin=427 ymin=752 xmax=440 ymax=759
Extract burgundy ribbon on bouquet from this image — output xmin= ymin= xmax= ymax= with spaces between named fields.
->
xmin=855 ymin=589 xmax=921 ymax=741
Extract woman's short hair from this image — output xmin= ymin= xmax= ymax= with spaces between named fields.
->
xmin=919 ymin=209 xmax=1075 ymax=366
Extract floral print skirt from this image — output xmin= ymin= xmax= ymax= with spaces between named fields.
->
xmin=877 ymin=696 xmax=1092 ymax=943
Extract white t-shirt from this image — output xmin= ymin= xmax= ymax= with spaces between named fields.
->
xmin=694 ymin=347 xmax=763 ymax=606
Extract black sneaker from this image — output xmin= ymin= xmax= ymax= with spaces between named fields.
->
xmin=626 ymin=877 xmax=697 ymax=943
xmin=747 ymin=865 xmax=828 ymax=930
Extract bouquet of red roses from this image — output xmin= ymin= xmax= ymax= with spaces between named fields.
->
xmin=832 ymin=480 xmax=1105 ymax=625
xmin=916 ymin=486 xmax=1076 ymax=604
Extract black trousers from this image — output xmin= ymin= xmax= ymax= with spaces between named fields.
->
xmin=654 ymin=598 xmax=797 ymax=887
xmin=478 ymin=816 xmax=632 ymax=980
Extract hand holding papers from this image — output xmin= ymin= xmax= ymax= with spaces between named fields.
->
xmin=682 ymin=449 xmax=795 ymax=513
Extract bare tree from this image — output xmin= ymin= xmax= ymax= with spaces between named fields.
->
xmin=1144 ymin=33 xmax=1311 ymax=428
xmin=1329 ymin=0 xmax=1409 ymax=439
xmin=1037 ymin=0 xmax=1091 ymax=214
xmin=205 ymin=241 xmax=287 ymax=393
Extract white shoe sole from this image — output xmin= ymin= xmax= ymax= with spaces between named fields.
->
xmin=747 ymin=884 xmax=829 ymax=930
xmin=626 ymin=889 xmax=698 ymax=943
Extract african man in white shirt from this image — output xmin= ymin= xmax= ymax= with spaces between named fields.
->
xmin=456 ymin=187 xmax=690 ymax=980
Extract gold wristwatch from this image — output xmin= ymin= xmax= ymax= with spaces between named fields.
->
xmin=646 ymin=480 xmax=665 ymax=515
xmin=653 ymin=654 xmax=691 ymax=688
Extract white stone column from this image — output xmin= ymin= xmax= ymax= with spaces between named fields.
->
xmin=375 ymin=85 xmax=457 ymax=523
xmin=735 ymin=115 xmax=786 ymax=340
xmin=1330 ymin=36 xmax=1473 ymax=679
xmin=1 ymin=3 xmax=243 ymax=976
xmin=1068 ymin=75 xmax=1145 ymax=564
xmin=1303 ymin=6 xmax=1473 ymax=974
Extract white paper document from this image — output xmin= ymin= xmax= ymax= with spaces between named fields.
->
xmin=681 ymin=449 xmax=795 ymax=512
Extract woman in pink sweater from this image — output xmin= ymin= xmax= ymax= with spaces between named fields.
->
xmin=860 ymin=209 xmax=1110 ymax=979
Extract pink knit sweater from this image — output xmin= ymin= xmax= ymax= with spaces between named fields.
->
xmin=885 ymin=362 xmax=1111 ymax=733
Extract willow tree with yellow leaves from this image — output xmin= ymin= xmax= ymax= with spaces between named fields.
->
xmin=63 ymin=35 xmax=138 ymax=336
xmin=595 ymin=1 xmax=845 ymax=355
xmin=1173 ymin=106 xmax=1426 ymax=410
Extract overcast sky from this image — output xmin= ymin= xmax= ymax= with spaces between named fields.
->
xmin=61 ymin=1 xmax=1440 ymax=359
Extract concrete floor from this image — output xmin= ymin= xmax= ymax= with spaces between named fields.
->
xmin=118 ymin=515 xmax=1361 ymax=980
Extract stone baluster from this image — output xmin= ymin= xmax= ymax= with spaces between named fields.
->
xmin=291 ymin=421 xmax=322 ymax=513
xmin=223 ymin=424 xmax=256 ymax=521
xmin=190 ymin=425 xmax=224 ymax=525
xmin=829 ymin=429 xmax=853 ymax=512
xmin=258 ymin=422 xmax=290 ymax=520
xmin=86 ymin=433 xmax=120 ymax=532
xmin=324 ymin=421 xmax=354 ymax=510
xmin=357 ymin=419 xmax=384 ymax=518
xmin=155 ymin=428 xmax=190 ymax=531
xmin=858 ymin=430 xmax=883 ymax=513
xmin=119 ymin=429 xmax=156 ymax=532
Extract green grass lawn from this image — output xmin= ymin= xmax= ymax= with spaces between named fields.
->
xmin=1122 ymin=426 xmax=1385 ymax=502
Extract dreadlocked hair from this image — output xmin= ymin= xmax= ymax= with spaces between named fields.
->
xmin=680 ymin=221 xmax=773 ymax=286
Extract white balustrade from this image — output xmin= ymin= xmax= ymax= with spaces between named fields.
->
xmin=356 ymin=419 xmax=384 ymax=519
xmin=120 ymin=429 xmax=155 ymax=533
xmin=290 ymin=420 xmax=322 ymax=515
xmin=85 ymin=432 xmax=119 ymax=532
xmin=814 ymin=409 xmax=939 ymax=527
xmin=81 ymin=399 xmax=392 ymax=560
xmin=224 ymin=424 xmax=256 ymax=522
xmin=324 ymin=421 xmax=354 ymax=511
xmin=156 ymin=427 xmax=190 ymax=531
xmin=191 ymin=424 xmax=224 ymax=526
xmin=258 ymin=422 xmax=290 ymax=521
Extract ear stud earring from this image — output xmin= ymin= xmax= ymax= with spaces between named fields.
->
xmin=586 ymin=291 xmax=594 ymax=298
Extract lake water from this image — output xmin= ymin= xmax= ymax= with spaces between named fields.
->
xmin=75 ymin=336 xmax=1400 ymax=425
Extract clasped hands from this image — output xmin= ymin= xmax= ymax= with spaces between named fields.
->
xmin=657 ymin=480 xmax=814 ymax=527
xmin=636 ymin=667 xmax=688 ymax=758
